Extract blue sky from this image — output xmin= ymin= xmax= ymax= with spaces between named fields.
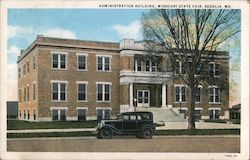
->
xmin=8 ymin=9 xmax=147 ymax=62
xmin=7 ymin=9 xmax=240 ymax=105
xmin=7 ymin=9 xmax=147 ymax=100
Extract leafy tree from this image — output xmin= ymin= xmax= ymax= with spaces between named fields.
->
xmin=142 ymin=9 xmax=240 ymax=129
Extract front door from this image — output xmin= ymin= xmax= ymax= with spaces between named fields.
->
xmin=137 ymin=90 xmax=150 ymax=107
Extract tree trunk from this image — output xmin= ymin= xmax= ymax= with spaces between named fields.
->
xmin=188 ymin=84 xmax=196 ymax=130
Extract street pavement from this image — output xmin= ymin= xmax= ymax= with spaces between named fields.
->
xmin=7 ymin=122 xmax=240 ymax=133
xmin=7 ymin=135 xmax=240 ymax=152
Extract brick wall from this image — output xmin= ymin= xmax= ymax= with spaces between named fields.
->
xmin=18 ymin=49 xmax=38 ymax=121
xmin=36 ymin=46 xmax=121 ymax=120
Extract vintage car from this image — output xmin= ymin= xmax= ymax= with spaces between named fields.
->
xmin=95 ymin=111 xmax=155 ymax=139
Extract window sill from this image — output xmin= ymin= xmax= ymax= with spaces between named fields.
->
xmin=77 ymin=69 xmax=88 ymax=71
xmin=174 ymin=102 xmax=187 ymax=104
xmin=97 ymin=101 xmax=111 ymax=103
xmin=209 ymin=102 xmax=222 ymax=105
xmin=77 ymin=100 xmax=88 ymax=102
xmin=96 ymin=70 xmax=112 ymax=72
xmin=51 ymin=68 xmax=68 ymax=71
xmin=51 ymin=100 xmax=68 ymax=102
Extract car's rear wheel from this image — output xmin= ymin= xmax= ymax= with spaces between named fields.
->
xmin=99 ymin=128 xmax=113 ymax=139
xmin=141 ymin=127 xmax=153 ymax=139
xmin=136 ymin=133 xmax=143 ymax=138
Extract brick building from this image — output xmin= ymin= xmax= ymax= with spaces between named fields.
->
xmin=17 ymin=36 xmax=229 ymax=121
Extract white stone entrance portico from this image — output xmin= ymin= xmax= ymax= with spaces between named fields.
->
xmin=120 ymin=71 xmax=171 ymax=111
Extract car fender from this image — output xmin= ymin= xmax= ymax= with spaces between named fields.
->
xmin=140 ymin=124 xmax=155 ymax=132
xmin=101 ymin=124 xmax=121 ymax=134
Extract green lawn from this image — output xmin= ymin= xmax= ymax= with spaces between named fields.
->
xmin=8 ymin=120 xmax=163 ymax=130
xmin=7 ymin=120 xmax=98 ymax=130
xmin=156 ymin=129 xmax=240 ymax=136
xmin=7 ymin=129 xmax=240 ymax=138
xmin=7 ymin=131 xmax=94 ymax=138
xmin=204 ymin=119 xmax=240 ymax=124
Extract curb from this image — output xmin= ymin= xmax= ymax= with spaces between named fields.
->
xmin=8 ymin=127 xmax=240 ymax=134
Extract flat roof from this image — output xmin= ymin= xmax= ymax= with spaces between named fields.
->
xmin=18 ymin=36 xmax=120 ymax=63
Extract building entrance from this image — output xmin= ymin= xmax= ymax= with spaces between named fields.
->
xmin=137 ymin=90 xmax=150 ymax=107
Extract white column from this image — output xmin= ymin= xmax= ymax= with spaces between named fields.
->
xmin=161 ymin=82 xmax=167 ymax=108
xmin=129 ymin=83 xmax=133 ymax=107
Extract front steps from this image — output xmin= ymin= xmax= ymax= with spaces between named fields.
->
xmin=135 ymin=107 xmax=187 ymax=123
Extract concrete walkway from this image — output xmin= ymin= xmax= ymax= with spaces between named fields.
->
xmin=7 ymin=122 xmax=240 ymax=133
xmin=156 ymin=122 xmax=240 ymax=130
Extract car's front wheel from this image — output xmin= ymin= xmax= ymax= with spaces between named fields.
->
xmin=99 ymin=128 xmax=113 ymax=139
xmin=141 ymin=127 xmax=154 ymax=139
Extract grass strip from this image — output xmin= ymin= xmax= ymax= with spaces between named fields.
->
xmin=156 ymin=129 xmax=240 ymax=136
xmin=7 ymin=129 xmax=240 ymax=138
xmin=8 ymin=120 xmax=164 ymax=130
xmin=7 ymin=120 xmax=98 ymax=130
xmin=7 ymin=131 xmax=94 ymax=138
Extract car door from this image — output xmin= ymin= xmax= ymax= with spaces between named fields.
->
xmin=122 ymin=114 xmax=138 ymax=131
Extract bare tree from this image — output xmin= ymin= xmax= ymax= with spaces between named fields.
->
xmin=142 ymin=9 xmax=240 ymax=129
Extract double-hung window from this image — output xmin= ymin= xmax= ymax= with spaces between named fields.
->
xmin=77 ymin=82 xmax=87 ymax=101
xmin=146 ymin=60 xmax=157 ymax=72
xmin=146 ymin=60 xmax=150 ymax=71
xmin=19 ymin=110 xmax=22 ymax=119
xmin=77 ymin=53 xmax=87 ymax=70
xmin=209 ymin=109 xmax=220 ymax=119
xmin=209 ymin=63 xmax=220 ymax=76
xmin=209 ymin=86 xmax=221 ymax=103
xmin=196 ymin=63 xmax=204 ymax=75
xmin=52 ymin=52 xmax=68 ymax=69
xmin=27 ymin=85 xmax=30 ymax=102
xmin=33 ymin=82 xmax=36 ymax=101
xmin=27 ymin=110 xmax=30 ymax=120
xmin=33 ymin=109 xmax=36 ymax=120
xmin=23 ymin=64 xmax=26 ymax=76
xmin=27 ymin=61 xmax=30 ymax=74
xmin=24 ymin=86 xmax=26 ymax=102
xmin=51 ymin=108 xmax=67 ymax=121
xmin=77 ymin=108 xmax=88 ymax=121
xmin=51 ymin=81 xmax=68 ymax=101
xmin=175 ymin=61 xmax=185 ymax=74
xmin=18 ymin=89 xmax=21 ymax=103
xmin=151 ymin=61 xmax=157 ymax=72
xmin=97 ymin=56 xmax=111 ymax=71
xmin=33 ymin=55 xmax=36 ymax=70
xmin=195 ymin=87 xmax=202 ymax=103
xmin=175 ymin=85 xmax=186 ymax=102
xmin=136 ymin=59 xmax=142 ymax=71
xmin=24 ymin=110 xmax=26 ymax=119
xmin=96 ymin=108 xmax=111 ymax=120
xmin=97 ymin=83 xmax=111 ymax=102
xmin=18 ymin=68 xmax=21 ymax=78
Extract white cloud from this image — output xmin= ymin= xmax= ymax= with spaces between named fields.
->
xmin=8 ymin=25 xmax=77 ymax=40
xmin=8 ymin=25 xmax=34 ymax=38
xmin=112 ymin=20 xmax=142 ymax=40
xmin=40 ymin=28 xmax=77 ymax=39
xmin=8 ymin=45 xmax=20 ymax=57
